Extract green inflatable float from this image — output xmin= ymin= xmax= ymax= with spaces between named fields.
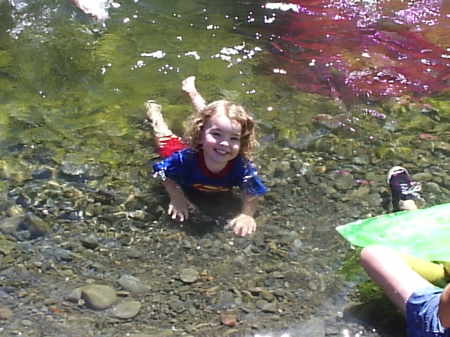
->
xmin=336 ymin=203 xmax=450 ymax=284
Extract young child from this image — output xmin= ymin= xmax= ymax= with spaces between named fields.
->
xmin=146 ymin=76 xmax=267 ymax=237
xmin=360 ymin=245 xmax=450 ymax=337
xmin=387 ymin=166 xmax=423 ymax=211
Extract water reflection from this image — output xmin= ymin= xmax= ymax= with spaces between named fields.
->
xmin=262 ymin=0 xmax=450 ymax=103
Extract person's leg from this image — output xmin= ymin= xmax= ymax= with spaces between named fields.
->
xmin=439 ymin=284 xmax=450 ymax=328
xmin=145 ymin=100 xmax=187 ymax=158
xmin=360 ymin=245 xmax=432 ymax=314
xmin=145 ymin=100 xmax=174 ymax=140
xmin=399 ymin=199 xmax=418 ymax=211
xmin=387 ymin=166 xmax=421 ymax=211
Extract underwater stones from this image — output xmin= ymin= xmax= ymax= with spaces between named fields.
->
xmin=25 ymin=213 xmax=50 ymax=239
xmin=333 ymin=173 xmax=354 ymax=191
xmin=0 ymin=305 xmax=13 ymax=320
xmin=117 ymin=274 xmax=150 ymax=294
xmin=346 ymin=186 xmax=370 ymax=201
xmin=220 ymin=311 xmax=238 ymax=327
xmin=179 ymin=268 xmax=199 ymax=284
xmin=0 ymin=237 xmax=16 ymax=255
xmin=424 ymin=182 xmax=442 ymax=194
xmin=79 ymin=284 xmax=118 ymax=310
xmin=31 ymin=167 xmax=53 ymax=180
xmin=0 ymin=215 xmax=25 ymax=235
xmin=80 ymin=233 xmax=100 ymax=249
xmin=7 ymin=205 xmax=25 ymax=217
xmin=0 ymin=159 xmax=32 ymax=184
xmin=111 ymin=300 xmax=142 ymax=319
xmin=61 ymin=161 xmax=89 ymax=177
xmin=412 ymin=172 xmax=433 ymax=182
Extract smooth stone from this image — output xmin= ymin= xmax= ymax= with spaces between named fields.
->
xmin=117 ymin=274 xmax=150 ymax=294
xmin=80 ymin=284 xmax=118 ymax=310
xmin=80 ymin=234 xmax=100 ymax=249
xmin=0 ymin=306 xmax=13 ymax=320
xmin=0 ymin=215 xmax=25 ymax=234
xmin=7 ymin=205 xmax=25 ymax=217
xmin=179 ymin=268 xmax=199 ymax=283
xmin=0 ymin=238 xmax=16 ymax=255
xmin=26 ymin=213 xmax=50 ymax=238
xmin=333 ymin=174 xmax=354 ymax=191
xmin=424 ymin=182 xmax=441 ymax=194
xmin=66 ymin=288 xmax=82 ymax=303
xmin=412 ymin=172 xmax=433 ymax=182
xmin=111 ymin=300 xmax=141 ymax=319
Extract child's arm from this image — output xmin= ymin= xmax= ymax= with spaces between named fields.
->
xmin=162 ymin=178 xmax=194 ymax=222
xmin=182 ymin=76 xmax=207 ymax=112
xmin=227 ymin=194 xmax=261 ymax=237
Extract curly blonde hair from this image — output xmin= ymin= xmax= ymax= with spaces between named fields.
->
xmin=184 ymin=100 xmax=257 ymax=159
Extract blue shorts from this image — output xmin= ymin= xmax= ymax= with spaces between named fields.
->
xmin=406 ymin=286 xmax=450 ymax=337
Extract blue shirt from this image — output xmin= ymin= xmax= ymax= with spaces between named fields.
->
xmin=153 ymin=149 xmax=267 ymax=197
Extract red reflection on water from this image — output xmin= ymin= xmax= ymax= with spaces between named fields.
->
xmin=266 ymin=0 xmax=450 ymax=101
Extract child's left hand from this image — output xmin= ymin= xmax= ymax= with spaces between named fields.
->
xmin=227 ymin=214 xmax=256 ymax=237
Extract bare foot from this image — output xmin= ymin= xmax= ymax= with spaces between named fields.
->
xmin=182 ymin=76 xmax=197 ymax=94
xmin=145 ymin=100 xmax=173 ymax=137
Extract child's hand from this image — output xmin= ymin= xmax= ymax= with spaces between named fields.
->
xmin=227 ymin=214 xmax=257 ymax=237
xmin=182 ymin=76 xmax=197 ymax=94
xmin=168 ymin=194 xmax=195 ymax=222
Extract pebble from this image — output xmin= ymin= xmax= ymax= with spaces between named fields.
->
xmin=0 ymin=306 xmax=13 ymax=320
xmin=111 ymin=300 xmax=141 ymax=319
xmin=117 ymin=274 xmax=150 ymax=294
xmin=80 ymin=284 xmax=118 ymax=310
xmin=179 ymin=268 xmax=199 ymax=283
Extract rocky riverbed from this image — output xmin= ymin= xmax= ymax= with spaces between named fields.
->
xmin=0 ymin=125 xmax=448 ymax=337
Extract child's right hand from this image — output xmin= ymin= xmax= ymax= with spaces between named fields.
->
xmin=168 ymin=194 xmax=195 ymax=222
xmin=182 ymin=76 xmax=197 ymax=94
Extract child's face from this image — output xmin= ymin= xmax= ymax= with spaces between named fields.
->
xmin=201 ymin=112 xmax=242 ymax=167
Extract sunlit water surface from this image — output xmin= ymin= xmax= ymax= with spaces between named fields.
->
xmin=0 ymin=0 xmax=449 ymax=336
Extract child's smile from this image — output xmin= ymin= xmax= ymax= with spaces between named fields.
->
xmin=201 ymin=112 xmax=242 ymax=172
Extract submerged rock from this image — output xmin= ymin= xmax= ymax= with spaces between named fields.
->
xmin=111 ymin=300 xmax=142 ymax=319
xmin=80 ymin=284 xmax=118 ymax=310
xmin=117 ymin=274 xmax=150 ymax=294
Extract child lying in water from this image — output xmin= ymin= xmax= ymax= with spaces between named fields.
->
xmin=146 ymin=76 xmax=267 ymax=237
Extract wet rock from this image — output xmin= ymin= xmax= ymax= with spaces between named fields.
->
xmin=7 ymin=205 xmax=25 ymax=217
xmin=0 ymin=237 xmax=16 ymax=255
xmin=0 ymin=305 xmax=13 ymax=320
xmin=347 ymin=186 xmax=370 ymax=201
xmin=26 ymin=213 xmax=51 ymax=239
xmin=61 ymin=161 xmax=89 ymax=177
xmin=117 ymin=274 xmax=150 ymax=294
xmin=80 ymin=234 xmax=100 ymax=249
xmin=435 ymin=142 xmax=450 ymax=154
xmin=179 ymin=268 xmax=199 ymax=284
xmin=66 ymin=288 xmax=82 ymax=303
xmin=31 ymin=168 xmax=52 ymax=180
xmin=412 ymin=172 xmax=433 ymax=182
xmin=111 ymin=300 xmax=142 ymax=319
xmin=124 ymin=247 xmax=144 ymax=259
xmin=80 ymin=284 xmax=118 ymax=310
xmin=256 ymin=299 xmax=277 ymax=313
xmin=220 ymin=311 xmax=238 ymax=327
xmin=0 ymin=215 xmax=25 ymax=234
xmin=424 ymin=182 xmax=442 ymax=194
xmin=333 ymin=173 xmax=354 ymax=191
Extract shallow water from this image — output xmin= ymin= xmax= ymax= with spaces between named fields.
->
xmin=0 ymin=1 xmax=449 ymax=337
